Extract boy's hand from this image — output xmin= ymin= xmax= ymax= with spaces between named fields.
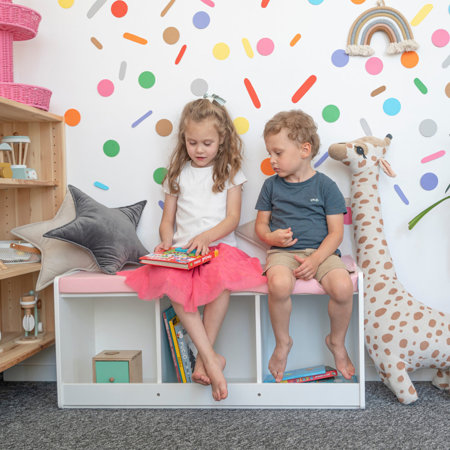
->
xmin=154 ymin=240 xmax=172 ymax=252
xmin=268 ymin=227 xmax=298 ymax=248
xmin=293 ymin=254 xmax=319 ymax=280
xmin=186 ymin=232 xmax=212 ymax=256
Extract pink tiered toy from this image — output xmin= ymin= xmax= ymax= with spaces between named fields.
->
xmin=0 ymin=0 xmax=51 ymax=110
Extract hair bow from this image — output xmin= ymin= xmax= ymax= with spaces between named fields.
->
xmin=203 ymin=93 xmax=226 ymax=106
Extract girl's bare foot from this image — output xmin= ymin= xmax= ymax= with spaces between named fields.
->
xmin=268 ymin=336 xmax=293 ymax=382
xmin=203 ymin=353 xmax=228 ymax=401
xmin=192 ymin=354 xmax=226 ymax=386
xmin=326 ymin=334 xmax=355 ymax=380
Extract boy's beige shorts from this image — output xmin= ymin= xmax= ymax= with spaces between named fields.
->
xmin=264 ymin=248 xmax=351 ymax=282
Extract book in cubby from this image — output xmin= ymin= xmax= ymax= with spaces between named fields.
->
xmin=264 ymin=364 xmax=337 ymax=383
xmin=163 ymin=305 xmax=197 ymax=383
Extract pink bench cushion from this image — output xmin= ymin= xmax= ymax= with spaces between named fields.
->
xmin=58 ymin=255 xmax=359 ymax=295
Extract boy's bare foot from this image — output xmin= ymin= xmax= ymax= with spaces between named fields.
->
xmin=268 ymin=336 xmax=293 ymax=382
xmin=326 ymin=334 xmax=355 ymax=380
xmin=203 ymin=354 xmax=228 ymax=401
xmin=192 ymin=354 xmax=226 ymax=386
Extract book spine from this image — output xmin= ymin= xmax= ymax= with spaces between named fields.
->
xmin=169 ymin=316 xmax=186 ymax=383
xmin=187 ymin=254 xmax=212 ymax=269
xmin=174 ymin=318 xmax=192 ymax=382
xmin=162 ymin=311 xmax=181 ymax=383
xmin=284 ymin=369 xmax=337 ymax=383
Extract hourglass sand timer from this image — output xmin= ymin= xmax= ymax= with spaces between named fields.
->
xmin=16 ymin=290 xmax=42 ymax=343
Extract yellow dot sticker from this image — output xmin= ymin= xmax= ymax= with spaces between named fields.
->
xmin=213 ymin=43 xmax=230 ymax=60
xmin=58 ymin=0 xmax=74 ymax=8
xmin=233 ymin=117 xmax=249 ymax=135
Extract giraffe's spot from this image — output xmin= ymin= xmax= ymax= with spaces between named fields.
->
xmin=429 ymin=319 xmax=436 ymax=327
xmin=413 ymin=326 xmax=419 ymax=333
xmin=362 ymin=260 xmax=370 ymax=268
xmin=365 ymin=244 xmax=374 ymax=249
xmin=374 ymin=206 xmax=379 ymax=211
xmin=372 ymin=184 xmax=377 ymax=190
xmin=370 ymin=297 xmax=376 ymax=303
xmin=399 ymin=339 xmax=408 ymax=348
xmin=414 ymin=312 xmax=423 ymax=320
xmin=361 ymin=199 xmax=369 ymax=204
xmin=384 ymin=262 xmax=392 ymax=269
xmin=344 ymin=161 xmax=351 ymax=166
xmin=389 ymin=288 xmax=398 ymax=295
xmin=362 ymin=221 xmax=372 ymax=226
xmin=359 ymin=178 xmax=368 ymax=182
xmin=354 ymin=191 xmax=363 ymax=198
xmin=358 ymin=236 xmax=367 ymax=244
xmin=355 ymin=213 xmax=365 ymax=220
xmin=374 ymin=282 xmax=385 ymax=291
xmin=396 ymin=296 xmax=404 ymax=301
xmin=408 ymin=386 xmax=416 ymax=395
xmin=382 ymin=240 xmax=387 ymax=246
xmin=366 ymin=336 xmax=370 ymax=343
xmin=376 ymin=227 xmax=382 ymax=232
xmin=380 ymin=218 xmax=384 ymax=225
xmin=382 ymin=333 xmax=393 ymax=342
xmin=398 ymin=375 xmax=404 ymax=382
xmin=420 ymin=341 xmax=429 ymax=351
xmin=427 ymin=332 xmax=432 ymax=338
xmin=373 ymin=322 xmax=380 ymax=328
xmin=384 ymin=348 xmax=391 ymax=355
xmin=399 ymin=321 xmax=407 ymax=326
xmin=379 ymin=249 xmax=385 ymax=255
xmin=358 ymin=160 xmax=367 ymax=168
xmin=391 ymin=312 xmax=400 ymax=320
xmin=388 ymin=325 xmax=395 ymax=330
xmin=369 ymin=268 xmax=376 ymax=274
xmin=397 ymin=361 xmax=406 ymax=369
xmin=375 ymin=308 xmax=387 ymax=317
xmin=436 ymin=330 xmax=442 ymax=336
xmin=373 ymin=344 xmax=379 ymax=350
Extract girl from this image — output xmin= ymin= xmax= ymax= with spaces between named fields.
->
xmin=120 ymin=96 xmax=266 ymax=401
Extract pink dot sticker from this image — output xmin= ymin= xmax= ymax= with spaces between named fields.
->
xmin=365 ymin=57 xmax=383 ymax=75
xmin=256 ymin=38 xmax=274 ymax=56
xmin=97 ymin=79 xmax=114 ymax=97
xmin=431 ymin=29 xmax=449 ymax=47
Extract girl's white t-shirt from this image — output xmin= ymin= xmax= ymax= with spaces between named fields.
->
xmin=164 ymin=162 xmax=247 ymax=247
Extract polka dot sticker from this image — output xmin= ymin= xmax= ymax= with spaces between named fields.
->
xmin=256 ymin=38 xmax=274 ymax=56
xmin=420 ymin=172 xmax=438 ymax=191
xmin=193 ymin=11 xmax=210 ymax=29
xmin=261 ymin=158 xmax=275 ymax=176
xmin=213 ymin=43 xmax=230 ymax=60
xmin=97 ymin=79 xmax=114 ymax=97
xmin=111 ymin=1 xmax=128 ymax=18
xmin=191 ymin=78 xmax=208 ymax=96
xmin=103 ymin=140 xmax=120 ymax=157
xmin=419 ymin=119 xmax=437 ymax=137
xmin=365 ymin=57 xmax=383 ymax=75
xmin=445 ymin=82 xmax=450 ymax=98
xmin=233 ymin=117 xmax=249 ymax=135
xmin=383 ymin=98 xmax=401 ymax=116
xmin=153 ymin=167 xmax=168 ymax=185
xmin=308 ymin=0 xmax=324 ymax=4
xmin=163 ymin=27 xmax=180 ymax=45
xmin=401 ymin=51 xmax=419 ymax=68
xmin=138 ymin=71 xmax=156 ymax=89
xmin=64 ymin=108 xmax=81 ymax=127
xmin=331 ymin=49 xmax=349 ymax=67
xmin=155 ymin=119 xmax=173 ymax=137
xmin=351 ymin=0 xmax=366 ymax=4
xmin=58 ymin=0 xmax=74 ymax=8
xmin=322 ymin=105 xmax=340 ymax=123
xmin=431 ymin=29 xmax=449 ymax=47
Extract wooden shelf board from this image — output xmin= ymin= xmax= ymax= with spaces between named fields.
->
xmin=0 ymin=262 xmax=41 ymax=280
xmin=0 ymin=331 xmax=55 ymax=373
xmin=0 ymin=179 xmax=58 ymax=189
xmin=0 ymin=97 xmax=63 ymax=123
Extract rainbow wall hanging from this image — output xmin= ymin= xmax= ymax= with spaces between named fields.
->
xmin=346 ymin=1 xmax=419 ymax=56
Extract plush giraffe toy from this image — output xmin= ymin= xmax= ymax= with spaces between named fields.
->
xmin=328 ymin=135 xmax=450 ymax=404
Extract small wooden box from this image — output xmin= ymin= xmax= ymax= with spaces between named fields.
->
xmin=92 ymin=350 xmax=143 ymax=383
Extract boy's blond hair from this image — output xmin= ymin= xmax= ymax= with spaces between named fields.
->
xmin=263 ymin=110 xmax=320 ymax=158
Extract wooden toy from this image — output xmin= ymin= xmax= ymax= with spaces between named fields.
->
xmin=1 ymin=136 xmax=31 ymax=166
xmin=93 ymin=350 xmax=143 ymax=383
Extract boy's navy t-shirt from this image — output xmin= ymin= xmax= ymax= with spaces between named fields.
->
xmin=255 ymin=172 xmax=346 ymax=253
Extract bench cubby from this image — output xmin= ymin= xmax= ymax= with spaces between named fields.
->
xmin=54 ymin=262 xmax=365 ymax=409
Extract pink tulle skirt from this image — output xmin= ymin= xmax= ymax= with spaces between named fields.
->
xmin=118 ymin=243 xmax=267 ymax=312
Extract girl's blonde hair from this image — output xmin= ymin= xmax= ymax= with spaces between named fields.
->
xmin=165 ymin=98 xmax=243 ymax=194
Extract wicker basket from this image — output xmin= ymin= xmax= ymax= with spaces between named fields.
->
xmin=0 ymin=82 xmax=52 ymax=110
xmin=0 ymin=240 xmax=40 ymax=264
xmin=0 ymin=2 xmax=41 ymax=41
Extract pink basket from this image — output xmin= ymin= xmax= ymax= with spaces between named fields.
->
xmin=0 ymin=82 xmax=52 ymax=110
xmin=0 ymin=2 xmax=41 ymax=41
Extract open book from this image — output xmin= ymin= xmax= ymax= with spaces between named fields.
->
xmin=139 ymin=247 xmax=218 ymax=270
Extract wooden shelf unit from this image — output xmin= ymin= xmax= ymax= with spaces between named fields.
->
xmin=0 ymin=97 xmax=66 ymax=373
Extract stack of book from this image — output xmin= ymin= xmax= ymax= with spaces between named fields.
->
xmin=140 ymin=247 xmax=218 ymax=270
xmin=263 ymin=364 xmax=338 ymax=383
xmin=162 ymin=306 xmax=197 ymax=382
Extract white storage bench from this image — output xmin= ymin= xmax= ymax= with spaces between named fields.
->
xmin=54 ymin=255 xmax=365 ymax=409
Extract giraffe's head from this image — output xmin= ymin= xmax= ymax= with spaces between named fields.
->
xmin=328 ymin=134 xmax=395 ymax=177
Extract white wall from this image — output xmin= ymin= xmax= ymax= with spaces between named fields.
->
xmin=6 ymin=1 xmax=449 ymax=380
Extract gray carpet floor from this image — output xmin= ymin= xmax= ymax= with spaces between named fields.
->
xmin=0 ymin=381 xmax=449 ymax=450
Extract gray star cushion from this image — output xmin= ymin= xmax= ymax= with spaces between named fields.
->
xmin=44 ymin=185 xmax=148 ymax=274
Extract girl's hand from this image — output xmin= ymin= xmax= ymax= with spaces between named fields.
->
xmin=154 ymin=240 xmax=172 ymax=252
xmin=186 ymin=232 xmax=212 ymax=256
xmin=269 ymin=227 xmax=298 ymax=248
xmin=293 ymin=254 xmax=319 ymax=280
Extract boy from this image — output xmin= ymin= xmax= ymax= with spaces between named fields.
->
xmin=255 ymin=110 xmax=355 ymax=382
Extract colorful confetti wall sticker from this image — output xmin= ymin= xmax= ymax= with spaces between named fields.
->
xmin=119 ymin=61 xmax=127 ymax=80
xmin=292 ymin=75 xmax=317 ymax=103
xmin=394 ymin=184 xmax=409 ymax=205
xmin=411 ymin=4 xmax=433 ymax=26
xmin=261 ymin=0 xmax=271 ymax=8
xmin=360 ymin=118 xmax=372 ymax=136
xmin=371 ymin=86 xmax=386 ymax=97
xmin=242 ymin=38 xmax=254 ymax=58
xmin=123 ymin=33 xmax=147 ymax=45
xmin=175 ymin=44 xmax=187 ymax=65
xmin=413 ymin=78 xmax=428 ymax=94
xmin=290 ymin=34 xmax=301 ymax=47
xmin=200 ymin=0 xmax=215 ymax=7
xmin=132 ymin=110 xmax=152 ymax=128
xmin=90 ymin=37 xmax=103 ymax=49
xmin=161 ymin=0 xmax=175 ymax=17
xmin=244 ymin=78 xmax=261 ymax=108
xmin=421 ymin=150 xmax=445 ymax=164
xmin=87 ymin=0 xmax=107 ymax=19
xmin=94 ymin=181 xmax=109 ymax=190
